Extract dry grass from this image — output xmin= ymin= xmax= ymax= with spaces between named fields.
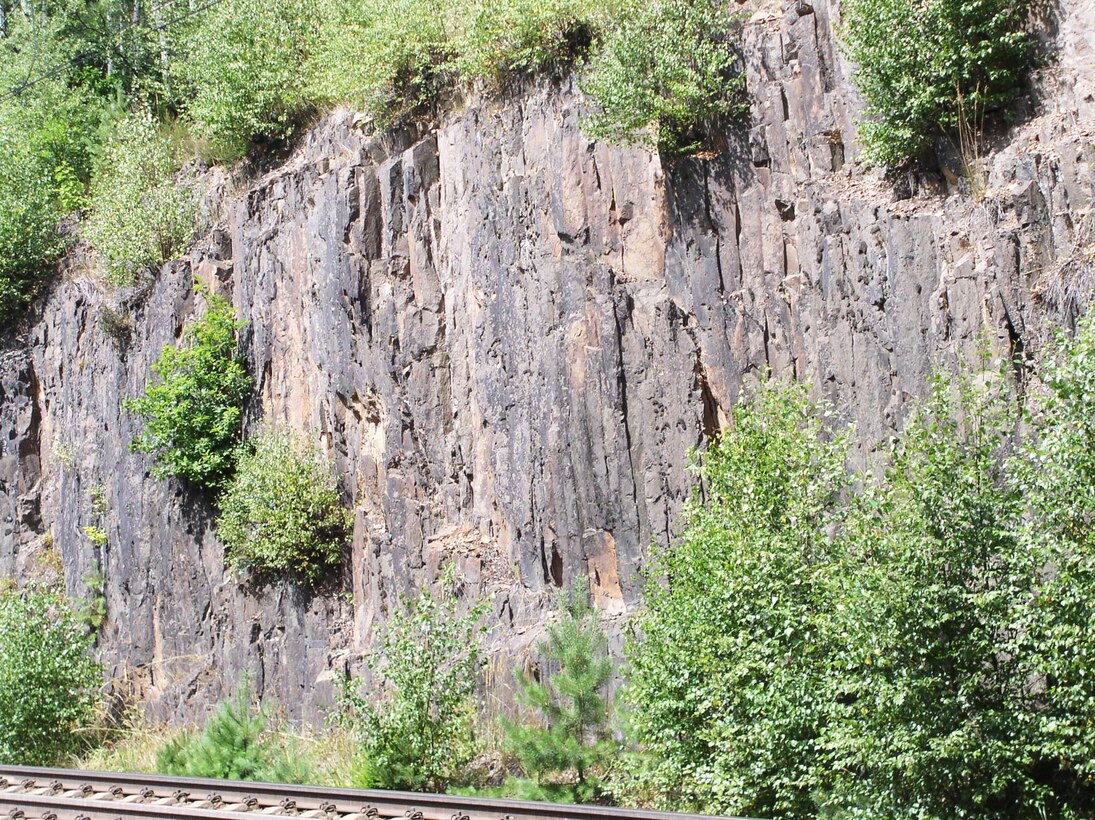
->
xmin=72 ymin=708 xmax=361 ymax=786
xmin=75 ymin=710 xmax=183 ymax=774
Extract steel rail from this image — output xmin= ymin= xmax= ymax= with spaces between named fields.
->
xmin=0 ymin=767 xmax=739 ymax=820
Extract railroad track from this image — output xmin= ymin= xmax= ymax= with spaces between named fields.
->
xmin=0 ymin=768 xmax=732 ymax=820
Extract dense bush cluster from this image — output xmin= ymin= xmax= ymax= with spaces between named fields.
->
xmin=580 ymin=0 xmax=743 ymax=153
xmin=841 ymin=0 xmax=1031 ymax=165
xmin=124 ymin=287 xmax=251 ymax=489
xmin=180 ymin=0 xmax=320 ymax=160
xmin=626 ymin=315 xmax=1095 ymax=817
xmin=0 ymin=588 xmax=101 ymax=765
xmin=217 ymin=430 xmax=350 ymax=583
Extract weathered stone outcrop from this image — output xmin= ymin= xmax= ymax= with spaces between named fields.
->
xmin=0 ymin=0 xmax=1092 ymax=723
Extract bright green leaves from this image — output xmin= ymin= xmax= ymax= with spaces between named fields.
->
xmin=841 ymin=0 xmax=1031 ymax=165
xmin=309 ymin=0 xmax=452 ymax=126
xmin=0 ymin=588 xmax=102 ymax=765
xmin=337 ymin=583 xmax=486 ymax=792
xmin=180 ymin=0 xmax=321 ymax=161
xmin=580 ymin=0 xmax=744 ymax=154
xmin=124 ymin=287 xmax=251 ymax=489
xmin=126 ymin=290 xmax=350 ymax=585
xmin=627 ymin=319 xmax=1095 ymax=817
xmin=626 ymin=382 xmax=849 ymax=816
xmin=217 ymin=430 xmax=350 ymax=584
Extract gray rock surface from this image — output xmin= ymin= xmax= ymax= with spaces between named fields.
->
xmin=0 ymin=0 xmax=1092 ymax=723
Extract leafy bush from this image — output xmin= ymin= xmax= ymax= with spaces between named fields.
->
xmin=309 ymin=0 xmax=453 ymax=125
xmin=821 ymin=370 xmax=1038 ymax=817
xmin=124 ymin=287 xmax=252 ymax=489
xmin=0 ymin=70 xmax=105 ymax=327
xmin=580 ymin=0 xmax=743 ymax=154
xmin=626 ymin=324 xmax=1095 ymax=817
xmin=841 ymin=0 xmax=1031 ymax=166
xmin=0 ymin=139 xmax=67 ymax=329
xmin=1015 ymin=314 xmax=1095 ymax=811
xmin=505 ymin=580 xmax=617 ymax=803
xmin=180 ymin=0 xmax=319 ymax=160
xmin=158 ymin=684 xmax=309 ymax=783
xmin=217 ymin=430 xmax=350 ymax=583
xmin=83 ymin=110 xmax=197 ymax=286
xmin=625 ymin=381 xmax=849 ymax=816
xmin=453 ymin=0 xmax=610 ymax=87
xmin=0 ymin=588 xmax=101 ymax=764
xmin=337 ymin=581 xmax=485 ymax=792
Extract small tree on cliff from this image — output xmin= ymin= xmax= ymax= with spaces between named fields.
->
xmin=124 ymin=285 xmax=251 ymax=490
xmin=505 ymin=580 xmax=617 ymax=803
xmin=337 ymin=571 xmax=486 ymax=792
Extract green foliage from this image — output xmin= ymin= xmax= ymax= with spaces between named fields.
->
xmin=124 ymin=286 xmax=251 ymax=489
xmin=0 ymin=137 xmax=66 ymax=327
xmin=217 ymin=429 xmax=350 ymax=583
xmin=626 ymin=381 xmax=849 ymax=815
xmin=337 ymin=579 xmax=485 ymax=792
xmin=505 ymin=580 xmax=616 ymax=803
xmin=580 ymin=0 xmax=743 ymax=154
xmin=180 ymin=0 xmax=319 ymax=160
xmin=0 ymin=588 xmax=102 ymax=764
xmin=84 ymin=110 xmax=197 ymax=286
xmin=157 ymin=684 xmax=309 ymax=783
xmin=78 ymin=557 xmax=108 ymax=633
xmin=309 ymin=0 xmax=452 ymax=125
xmin=1014 ymin=314 xmax=1095 ymax=812
xmin=821 ymin=369 xmax=1040 ymax=817
xmin=626 ymin=326 xmax=1095 ymax=817
xmin=841 ymin=0 xmax=1031 ymax=166
xmin=0 ymin=80 xmax=104 ymax=326
xmin=453 ymin=0 xmax=611 ymax=87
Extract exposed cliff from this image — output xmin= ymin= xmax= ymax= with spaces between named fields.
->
xmin=1 ymin=0 xmax=1093 ymax=724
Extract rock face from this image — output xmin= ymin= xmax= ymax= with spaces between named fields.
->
xmin=1 ymin=0 xmax=1093 ymax=723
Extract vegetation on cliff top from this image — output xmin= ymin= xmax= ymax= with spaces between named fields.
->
xmin=0 ymin=0 xmax=745 ymax=327
xmin=0 ymin=0 xmax=1037 ymax=325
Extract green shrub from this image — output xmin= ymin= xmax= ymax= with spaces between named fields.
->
xmin=0 ymin=139 xmax=67 ymax=328
xmin=158 ymin=684 xmax=309 ymax=783
xmin=625 ymin=327 xmax=1095 ymax=816
xmin=1015 ymin=314 xmax=1095 ymax=810
xmin=505 ymin=580 xmax=617 ymax=804
xmin=337 ymin=580 xmax=485 ymax=792
xmin=625 ymin=381 xmax=849 ymax=816
xmin=0 ymin=72 xmax=105 ymax=327
xmin=841 ymin=0 xmax=1031 ymax=166
xmin=124 ymin=287 xmax=251 ymax=489
xmin=180 ymin=0 xmax=319 ymax=160
xmin=0 ymin=588 xmax=101 ymax=764
xmin=821 ymin=370 xmax=1038 ymax=817
xmin=309 ymin=0 xmax=453 ymax=125
xmin=453 ymin=0 xmax=611 ymax=87
xmin=580 ymin=0 xmax=743 ymax=154
xmin=83 ymin=110 xmax=197 ymax=286
xmin=217 ymin=430 xmax=350 ymax=583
